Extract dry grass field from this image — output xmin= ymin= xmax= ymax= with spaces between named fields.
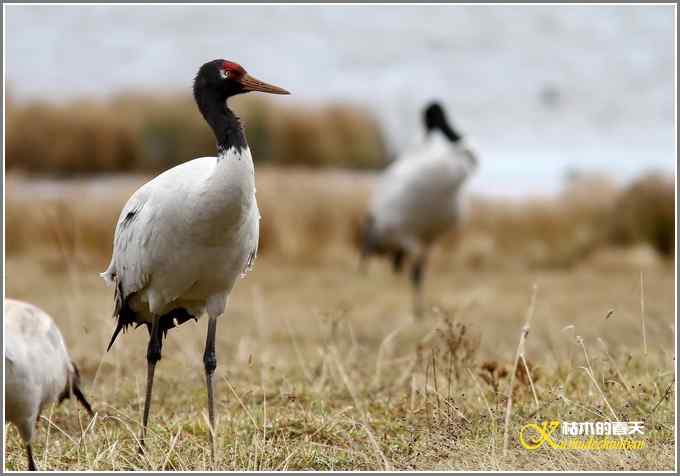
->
xmin=3 ymin=169 xmax=676 ymax=471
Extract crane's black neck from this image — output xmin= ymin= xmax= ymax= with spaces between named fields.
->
xmin=426 ymin=120 xmax=462 ymax=144
xmin=194 ymin=87 xmax=248 ymax=157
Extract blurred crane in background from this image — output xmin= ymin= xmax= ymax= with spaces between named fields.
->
xmin=360 ymin=102 xmax=479 ymax=316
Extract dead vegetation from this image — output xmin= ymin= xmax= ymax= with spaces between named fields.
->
xmin=609 ymin=173 xmax=675 ymax=257
xmin=3 ymin=250 xmax=675 ymax=470
xmin=6 ymin=94 xmax=388 ymax=174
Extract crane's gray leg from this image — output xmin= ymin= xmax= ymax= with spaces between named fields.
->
xmin=411 ymin=255 xmax=427 ymax=318
xmin=203 ymin=316 xmax=218 ymax=464
xmin=26 ymin=444 xmax=37 ymax=471
xmin=139 ymin=315 xmax=162 ymax=453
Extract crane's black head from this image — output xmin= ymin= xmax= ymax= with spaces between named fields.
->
xmin=423 ymin=102 xmax=462 ymax=143
xmin=194 ymin=59 xmax=290 ymax=103
xmin=193 ymin=60 xmax=290 ymax=151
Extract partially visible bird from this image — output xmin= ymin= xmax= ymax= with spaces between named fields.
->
xmin=4 ymin=298 xmax=94 ymax=471
xmin=360 ymin=102 xmax=479 ymax=316
xmin=100 ymin=60 xmax=289 ymax=458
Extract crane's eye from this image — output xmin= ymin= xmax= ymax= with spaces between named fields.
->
xmin=220 ymin=69 xmax=230 ymax=80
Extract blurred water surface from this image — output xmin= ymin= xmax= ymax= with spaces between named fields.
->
xmin=5 ymin=5 xmax=675 ymax=196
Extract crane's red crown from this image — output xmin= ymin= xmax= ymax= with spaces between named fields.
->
xmin=221 ymin=61 xmax=246 ymax=79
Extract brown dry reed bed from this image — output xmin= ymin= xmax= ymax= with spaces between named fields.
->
xmin=6 ymin=94 xmax=388 ymax=174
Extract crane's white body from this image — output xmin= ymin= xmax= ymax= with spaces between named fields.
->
xmin=4 ymin=299 xmax=74 ymax=444
xmin=101 ymin=146 xmax=259 ymax=322
xmin=99 ymin=59 xmax=288 ymax=459
xmin=368 ymin=130 xmax=477 ymax=255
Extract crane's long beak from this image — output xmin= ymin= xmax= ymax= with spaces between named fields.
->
xmin=241 ymin=73 xmax=290 ymax=95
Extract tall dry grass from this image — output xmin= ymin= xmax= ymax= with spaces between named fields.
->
xmin=6 ymin=94 xmax=388 ymax=174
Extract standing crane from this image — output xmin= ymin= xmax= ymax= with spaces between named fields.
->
xmin=360 ymin=102 xmax=478 ymax=316
xmin=101 ymin=60 xmax=289 ymax=459
xmin=5 ymin=299 xmax=94 ymax=471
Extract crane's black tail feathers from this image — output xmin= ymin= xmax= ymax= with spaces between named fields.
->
xmin=107 ymin=278 xmax=198 ymax=351
xmin=58 ymin=362 xmax=95 ymax=418
xmin=107 ymin=279 xmax=139 ymax=352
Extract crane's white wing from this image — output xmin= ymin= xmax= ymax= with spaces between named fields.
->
xmin=101 ymin=153 xmax=259 ymax=319
xmin=101 ymin=158 xmax=216 ymax=307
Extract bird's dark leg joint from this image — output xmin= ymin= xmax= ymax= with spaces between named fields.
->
xmin=146 ymin=331 xmax=163 ymax=364
xmin=147 ymin=345 xmax=162 ymax=364
xmin=204 ymin=316 xmax=218 ymax=375
xmin=203 ymin=350 xmax=217 ymax=374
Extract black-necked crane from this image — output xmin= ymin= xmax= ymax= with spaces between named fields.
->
xmin=4 ymin=298 xmax=94 ymax=471
xmin=100 ymin=60 xmax=289 ymax=458
xmin=360 ymin=102 xmax=478 ymax=316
